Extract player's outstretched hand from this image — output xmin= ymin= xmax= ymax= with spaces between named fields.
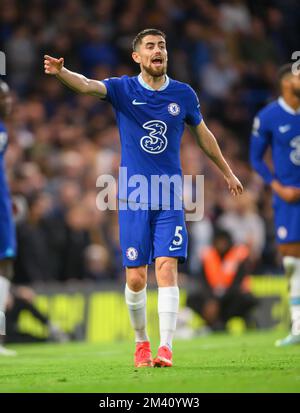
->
xmin=224 ymin=173 xmax=243 ymax=196
xmin=44 ymin=55 xmax=64 ymax=75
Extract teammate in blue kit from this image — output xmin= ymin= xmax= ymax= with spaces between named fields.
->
xmin=0 ymin=81 xmax=17 ymax=355
xmin=45 ymin=29 xmax=243 ymax=367
xmin=250 ymin=63 xmax=300 ymax=346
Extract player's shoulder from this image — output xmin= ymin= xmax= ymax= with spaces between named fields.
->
xmin=169 ymin=78 xmax=197 ymax=95
xmin=103 ymin=75 xmax=131 ymax=85
xmin=102 ymin=75 xmax=137 ymax=99
xmin=168 ymin=79 xmax=200 ymax=107
xmin=255 ymin=100 xmax=281 ymax=121
xmin=252 ymin=100 xmax=280 ymax=135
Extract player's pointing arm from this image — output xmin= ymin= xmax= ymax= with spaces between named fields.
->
xmin=44 ymin=55 xmax=107 ymax=98
xmin=189 ymin=120 xmax=243 ymax=196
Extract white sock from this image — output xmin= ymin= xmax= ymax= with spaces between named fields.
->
xmin=158 ymin=286 xmax=179 ymax=350
xmin=283 ymin=256 xmax=300 ymax=336
xmin=125 ymin=284 xmax=149 ymax=343
xmin=0 ymin=275 xmax=10 ymax=335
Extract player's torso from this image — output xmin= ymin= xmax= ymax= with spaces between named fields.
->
xmin=269 ymin=102 xmax=300 ymax=185
xmin=115 ymin=77 xmax=187 ymax=176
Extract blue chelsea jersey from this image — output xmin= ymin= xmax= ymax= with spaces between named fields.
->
xmin=250 ymin=97 xmax=300 ymax=186
xmin=0 ymin=120 xmax=16 ymax=259
xmin=102 ymin=74 xmax=202 ymax=206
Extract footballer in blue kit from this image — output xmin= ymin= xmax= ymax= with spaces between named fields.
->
xmin=45 ymin=28 xmax=243 ymax=367
xmin=103 ymin=72 xmax=202 ymax=267
xmin=0 ymin=81 xmax=17 ymax=354
xmin=250 ymin=64 xmax=300 ymax=346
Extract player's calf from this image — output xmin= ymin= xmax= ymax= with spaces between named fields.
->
xmin=275 ymin=256 xmax=300 ymax=347
xmin=0 ymin=265 xmax=12 ymax=335
xmin=0 ymin=311 xmax=5 ymax=335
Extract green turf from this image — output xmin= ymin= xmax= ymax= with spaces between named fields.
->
xmin=0 ymin=330 xmax=299 ymax=393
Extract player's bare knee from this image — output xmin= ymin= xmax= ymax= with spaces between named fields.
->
xmin=156 ymin=258 xmax=178 ymax=286
xmin=128 ymin=277 xmax=145 ymax=292
xmin=156 ymin=257 xmax=177 ymax=274
xmin=126 ymin=266 xmax=147 ymax=292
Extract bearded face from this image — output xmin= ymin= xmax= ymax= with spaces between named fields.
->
xmin=286 ymin=73 xmax=300 ymax=99
xmin=132 ymin=35 xmax=168 ymax=78
xmin=291 ymin=81 xmax=300 ymax=99
xmin=141 ymin=52 xmax=167 ymax=78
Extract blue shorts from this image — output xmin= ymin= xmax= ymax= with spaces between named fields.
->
xmin=273 ymin=194 xmax=300 ymax=243
xmin=118 ymin=201 xmax=188 ymax=267
xmin=0 ymin=194 xmax=16 ymax=260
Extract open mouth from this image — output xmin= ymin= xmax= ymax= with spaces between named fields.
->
xmin=151 ymin=57 xmax=163 ymax=66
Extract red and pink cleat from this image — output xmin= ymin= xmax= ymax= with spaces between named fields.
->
xmin=134 ymin=341 xmax=153 ymax=367
xmin=153 ymin=345 xmax=173 ymax=367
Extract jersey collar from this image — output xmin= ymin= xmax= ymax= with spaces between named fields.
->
xmin=137 ymin=73 xmax=169 ymax=91
xmin=278 ymin=97 xmax=300 ymax=115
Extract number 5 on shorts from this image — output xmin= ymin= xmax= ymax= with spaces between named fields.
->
xmin=173 ymin=226 xmax=183 ymax=246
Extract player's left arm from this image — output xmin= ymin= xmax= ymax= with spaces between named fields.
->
xmin=189 ymin=120 xmax=243 ymax=196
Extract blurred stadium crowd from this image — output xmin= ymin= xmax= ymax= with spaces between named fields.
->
xmin=1 ymin=0 xmax=299 ymax=285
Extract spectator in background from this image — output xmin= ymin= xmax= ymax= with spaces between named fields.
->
xmin=59 ymin=204 xmax=91 ymax=281
xmin=54 ymin=180 xmax=82 ymax=219
xmin=84 ymin=244 xmax=113 ymax=282
xmin=14 ymin=192 xmax=53 ymax=284
xmin=217 ymin=190 xmax=266 ymax=271
xmin=6 ymin=25 xmax=37 ymax=95
xmin=79 ymin=25 xmax=118 ymax=76
xmin=219 ymin=0 xmax=252 ymax=34
xmin=186 ymin=229 xmax=258 ymax=332
xmin=238 ymin=17 xmax=278 ymax=65
xmin=200 ymin=51 xmax=239 ymax=101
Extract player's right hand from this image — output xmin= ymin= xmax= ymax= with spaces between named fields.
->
xmin=44 ymin=55 xmax=64 ymax=75
xmin=224 ymin=173 xmax=243 ymax=196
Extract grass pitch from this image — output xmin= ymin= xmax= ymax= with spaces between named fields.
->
xmin=0 ymin=330 xmax=299 ymax=393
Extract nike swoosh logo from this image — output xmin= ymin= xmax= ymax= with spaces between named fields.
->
xmin=169 ymin=246 xmax=181 ymax=251
xmin=132 ymin=99 xmax=147 ymax=105
xmin=279 ymin=125 xmax=291 ymax=133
